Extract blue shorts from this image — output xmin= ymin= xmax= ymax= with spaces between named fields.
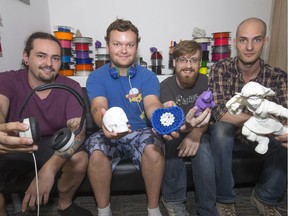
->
xmin=84 ymin=127 xmax=163 ymax=170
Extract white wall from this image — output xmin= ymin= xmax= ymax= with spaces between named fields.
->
xmin=0 ymin=0 xmax=50 ymax=71
xmin=0 ymin=0 xmax=273 ymax=73
xmin=48 ymin=0 xmax=273 ymax=74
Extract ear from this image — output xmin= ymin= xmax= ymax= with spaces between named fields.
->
xmin=23 ymin=52 xmax=28 ymax=64
xmin=173 ymin=59 xmax=176 ymax=68
xmin=263 ymin=36 xmax=269 ymax=46
xmin=233 ymin=38 xmax=237 ymax=48
xmin=106 ymin=44 xmax=109 ymax=54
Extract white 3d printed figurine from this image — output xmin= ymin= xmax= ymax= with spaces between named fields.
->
xmin=103 ymin=107 xmax=129 ymax=133
xmin=226 ymin=82 xmax=288 ymax=154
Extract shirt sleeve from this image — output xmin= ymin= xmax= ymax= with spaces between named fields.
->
xmin=208 ymin=62 xmax=230 ymax=121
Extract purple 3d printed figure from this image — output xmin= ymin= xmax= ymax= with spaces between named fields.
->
xmin=194 ymin=88 xmax=216 ymax=117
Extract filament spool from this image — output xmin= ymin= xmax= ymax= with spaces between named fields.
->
xmin=75 ymin=64 xmax=93 ymax=71
xmin=59 ymin=40 xmax=72 ymax=48
xmin=212 ymin=32 xmax=230 ymax=39
xmin=54 ymin=31 xmax=73 ymax=40
xmin=75 ymin=51 xmax=91 ymax=58
xmin=59 ymin=69 xmax=74 ymax=76
xmin=75 ymin=58 xmax=93 ymax=64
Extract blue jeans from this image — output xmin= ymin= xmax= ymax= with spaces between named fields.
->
xmin=161 ymin=132 xmax=218 ymax=216
xmin=210 ymin=121 xmax=287 ymax=206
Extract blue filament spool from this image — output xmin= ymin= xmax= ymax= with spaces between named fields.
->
xmin=152 ymin=106 xmax=185 ymax=135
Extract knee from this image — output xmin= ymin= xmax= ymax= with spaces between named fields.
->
xmin=143 ymin=145 xmax=164 ymax=164
xmin=89 ymin=150 xmax=109 ymax=168
xmin=211 ymin=122 xmax=235 ymax=141
xmin=70 ymin=151 xmax=89 ymax=175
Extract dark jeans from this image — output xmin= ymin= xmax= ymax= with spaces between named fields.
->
xmin=210 ymin=121 xmax=287 ymax=206
xmin=161 ymin=132 xmax=218 ymax=216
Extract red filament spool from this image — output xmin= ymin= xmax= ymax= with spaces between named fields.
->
xmin=213 ymin=37 xmax=229 ymax=46
xmin=212 ymin=32 xmax=230 ymax=39
xmin=74 ymin=43 xmax=89 ymax=51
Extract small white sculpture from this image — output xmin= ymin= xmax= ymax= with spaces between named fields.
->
xmin=103 ymin=107 xmax=129 ymax=133
xmin=226 ymin=82 xmax=288 ymax=154
xmin=160 ymin=112 xmax=175 ymax=127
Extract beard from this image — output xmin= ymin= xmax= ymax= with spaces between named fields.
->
xmin=177 ymin=69 xmax=199 ymax=88
xmin=38 ymin=65 xmax=57 ymax=83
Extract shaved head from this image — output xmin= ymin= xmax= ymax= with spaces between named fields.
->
xmin=236 ymin=17 xmax=267 ymax=38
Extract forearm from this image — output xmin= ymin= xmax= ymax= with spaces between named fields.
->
xmin=40 ymin=153 xmax=66 ymax=175
xmin=90 ymin=97 xmax=108 ymax=128
xmin=220 ymin=112 xmax=251 ymax=127
xmin=91 ymin=106 xmax=105 ymax=128
xmin=0 ymin=95 xmax=9 ymax=123
xmin=189 ymin=124 xmax=208 ymax=137
xmin=144 ymin=96 xmax=163 ymax=120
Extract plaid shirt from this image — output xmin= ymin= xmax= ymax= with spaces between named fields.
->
xmin=208 ymin=57 xmax=287 ymax=125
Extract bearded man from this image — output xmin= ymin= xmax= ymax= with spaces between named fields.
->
xmin=160 ymin=40 xmax=217 ymax=216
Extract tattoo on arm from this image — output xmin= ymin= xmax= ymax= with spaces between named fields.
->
xmin=54 ymin=117 xmax=86 ymax=159
xmin=91 ymin=107 xmax=98 ymax=116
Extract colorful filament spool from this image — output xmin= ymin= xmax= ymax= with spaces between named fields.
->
xmin=74 ymin=43 xmax=90 ymax=51
xmin=54 ymin=25 xmax=75 ymax=76
xmin=214 ymin=37 xmax=230 ymax=46
xmin=75 ymin=64 xmax=93 ymax=71
xmin=211 ymin=32 xmax=231 ymax=62
xmin=54 ymin=31 xmax=73 ymax=40
xmin=212 ymin=32 xmax=230 ymax=39
xmin=75 ymin=51 xmax=91 ymax=58
xmin=61 ymin=56 xmax=71 ymax=63
xmin=59 ymin=69 xmax=74 ymax=76
xmin=72 ymin=37 xmax=94 ymax=76
xmin=75 ymin=58 xmax=93 ymax=64
xmin=59 ymin=40 xmax=72 ymax=48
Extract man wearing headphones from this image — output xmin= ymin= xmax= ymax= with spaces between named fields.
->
xmin=85 ymin=19 xmax=179 ymax=216
xmin=0 ymin=32 xmax=91 ymax=216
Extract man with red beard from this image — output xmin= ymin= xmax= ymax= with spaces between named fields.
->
xmin=160 ymin=40 xmax=216 ymax=216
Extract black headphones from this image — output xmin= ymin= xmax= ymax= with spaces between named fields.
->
xmin=18 ymin=83 xmax=86 ymax=152
xmin=109 ymin=65 xmax=137 ymax=79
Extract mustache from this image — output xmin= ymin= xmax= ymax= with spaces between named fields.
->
xmin=39 ymin=65 xmax=55 ymax=72
xmin=181 ymin=68 xmax=195 ymax=72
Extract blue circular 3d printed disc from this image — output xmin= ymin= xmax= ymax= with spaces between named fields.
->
xmin=151 ymin=106 xmax=185 ymax=135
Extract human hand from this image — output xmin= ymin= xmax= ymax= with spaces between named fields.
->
xmin=101 ymin=108 xmax=131 ymax=139
xmin=186 ymin=107 xmax=211 ymax=128
xmin=275 ymin=132 xmax=288 ymax=148
xmin=0 ymin=122 xmax=38 ymax=154
xmin=22 ymin=169 xmax=54 ymax=212
xmin=177 ymin=136 xmax=200 ymax=157
xmin=161 ymin=124 xmax=186 ymax=141
xmin=163 ymin=101 xmax=177 ymax=108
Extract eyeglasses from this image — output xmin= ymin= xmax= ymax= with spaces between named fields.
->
xmin=176 ymin=57 xmax=200 ymax=65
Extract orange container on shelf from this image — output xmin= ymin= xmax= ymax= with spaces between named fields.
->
xmin=75 ymin=64 xmax=93 ymax=71
xmin=54 ymin=31 xmax=73 ymax=40
xmin=59 ymin=69 xmax=74 ymax=76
